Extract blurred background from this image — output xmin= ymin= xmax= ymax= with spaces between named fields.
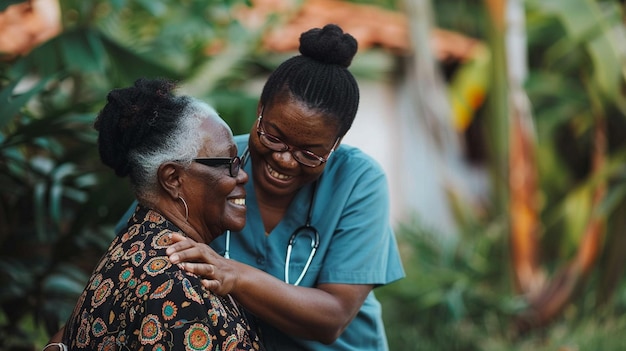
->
xmin=1 ymin=0 xmax=626 ymax=349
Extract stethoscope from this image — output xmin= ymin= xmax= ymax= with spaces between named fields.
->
xmin=224 ymin=147 xmax=321 ymax=286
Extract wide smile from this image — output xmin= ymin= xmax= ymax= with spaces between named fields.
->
xmin=266 ymin=163 xmax=293 ymax=180
xmin=228 ymin=197 xmax=246 ymax=206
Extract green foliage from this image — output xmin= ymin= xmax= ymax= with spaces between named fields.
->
xmin=378 ymin=216 xmax=523 ymax=350
xmin=432 ymin=0 xmax=488 ymax=38
xmin=528 ymin=0 xmax=626 ymax=111
xmin=524 ymin=0 xmax=626 ymax=262
xmin=0 ymin=1 xmax=395 ymax=347
xmin=0 ymin=0 xmax=260 ymax=348
xmin=378 ymin=216 xmax=626 ymax=350
xmin=0 ymin=69 xmax=130 ymax=346
xmin=377 ymin=0 xmax=626 ymax=349
xmin=0 ymin=0 xmax=23 ymax=12
xmin=2 ymin=0 xmax=625 ymax=349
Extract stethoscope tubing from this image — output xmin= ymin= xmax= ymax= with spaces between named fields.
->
xmin=224 ymin=146 xmax=321 ymax=286
xmin=285 ymin=224 xmax=320 ymax=286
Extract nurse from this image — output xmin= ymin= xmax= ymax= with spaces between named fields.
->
xmin=166 ymin=23 xmax=405 ymax=350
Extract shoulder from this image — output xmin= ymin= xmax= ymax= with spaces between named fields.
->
xmin=316 ymin=144 xmax=390 ymax=205
xmin=234 ymin=133 xmax=250 ymax=152
xmin=325 ymin=143 xmax=387 ymax=181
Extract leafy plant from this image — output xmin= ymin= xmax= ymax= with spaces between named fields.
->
xmin=0 ymin=0 xmax=260 ymax=348
xmin=378 ymin=214 xmax=626 ymax=350
xmin=377 ymin=0 xmax=626 ymax=349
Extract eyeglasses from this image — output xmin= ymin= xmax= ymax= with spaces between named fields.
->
xmin=193 ymin=156 xmax=241 ymax=177
xmin=256 ymin=113 xmax=338 ymax=168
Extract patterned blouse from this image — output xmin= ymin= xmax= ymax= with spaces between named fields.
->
xmin=63 ymin=205 xmax=264 ymax=351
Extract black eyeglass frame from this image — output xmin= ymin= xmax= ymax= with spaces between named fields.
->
xmin=193 ymin=156 xmax=241 ymax=177
xmin=256 ymin=109 xmax=339 ymax=168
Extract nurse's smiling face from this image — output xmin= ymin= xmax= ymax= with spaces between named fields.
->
xmin=248 ymin=97 xmax=341 ymax=202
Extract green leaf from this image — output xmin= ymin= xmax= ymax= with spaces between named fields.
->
xmin=0 ymin=76 xmax=53 ymax=131
xmin=0 ymin=259 xmax=34 ymax=296
xmin=135 ymin=0 xmax=167 ymax=16
xmin=21 ymin=28 xmax=107 ymax=76
xmin=34 ymin=181 xmax=48 ymax=241
xmin=0 ymin=0 xmax=25 ymax=12
xmin=21 ymin=37 xmax=64 ymax=77
xmin=60 ymin=29 xmax=107 ymax=72
xmin=531 ymin=0 xmax=626 ymax=107
xmin=99 ymin=33 xmax=182 ymax=84
xmin=3 ymin=112 xmax=95 ymax=149
xmin=109 ymin=0 xmax=127 ymax=10
xmin=43 ymin=274 xmax=88 ymax=296
xmin=50 ymin=163 xmax=80 ymax=227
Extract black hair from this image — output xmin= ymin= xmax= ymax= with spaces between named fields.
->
xmin=259 ymin=24 xmax=360 ymax=137
xmin=94 ymin=78 xmax=216 ymax=196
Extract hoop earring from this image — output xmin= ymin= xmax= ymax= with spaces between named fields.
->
xmin=179 ymin=196 xmax=189 ymax=221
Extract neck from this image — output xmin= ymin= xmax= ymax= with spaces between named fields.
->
xmin=255 ymin=189 xmax=292 ymax=234
xmin=150 ymin=199 xmax=207 ymax=244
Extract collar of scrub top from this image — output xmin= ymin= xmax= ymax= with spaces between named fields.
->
xmin=223 ymin=146 xmax=320 ymax=285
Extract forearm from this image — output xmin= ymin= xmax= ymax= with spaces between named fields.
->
xmin=229 ymin=260 xmax=370 ymax=343
xmin=166 ymin=234 xmax=372 ymax=343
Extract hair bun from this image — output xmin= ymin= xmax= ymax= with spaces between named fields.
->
xmin=94 ymin=78 xmax=178 ymax=177
xmin=299 ymin=24 xmax=358 ymax=68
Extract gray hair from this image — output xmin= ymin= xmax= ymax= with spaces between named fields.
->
xmin=131 ymin=98 xmax=218 ymax=202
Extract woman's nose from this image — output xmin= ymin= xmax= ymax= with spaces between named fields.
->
xmin=237 ymin=168 xmax=249 ymax=184
xmin=272 ymin=150 xmax=299 ymax=168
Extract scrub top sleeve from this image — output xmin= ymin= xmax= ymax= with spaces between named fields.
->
xmin=318 ymin=162 xmax=404 ymax=286
xmin=115 ymin=200 xmax=138 ymax=235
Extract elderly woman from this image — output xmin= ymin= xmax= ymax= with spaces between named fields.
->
xmin=56 ymin=78 xmax=262 ymax=350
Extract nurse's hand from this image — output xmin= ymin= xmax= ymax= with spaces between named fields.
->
xmin=166 ymin=233 xmax=238 ymax=295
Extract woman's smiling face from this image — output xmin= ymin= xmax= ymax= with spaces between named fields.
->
xmin=248 ymin=97 xmax=341 ymax=202
xmin=184 ymin=116 xmax=248 ymax=242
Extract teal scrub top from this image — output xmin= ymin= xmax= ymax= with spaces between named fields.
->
xmin=116 ymin=134 xmax=405 ymax=350
xmin=211 ymin=135 xmax=405 ymax=351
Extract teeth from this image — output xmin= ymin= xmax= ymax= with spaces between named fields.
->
xmin=267 ymin=164 xmax=292 ymax=180
xmin=229 ymin=198 xmax=245 ymax=206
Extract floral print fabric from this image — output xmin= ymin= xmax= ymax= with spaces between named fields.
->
xmin=63 ymin=205 xmax=264 ymax=351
